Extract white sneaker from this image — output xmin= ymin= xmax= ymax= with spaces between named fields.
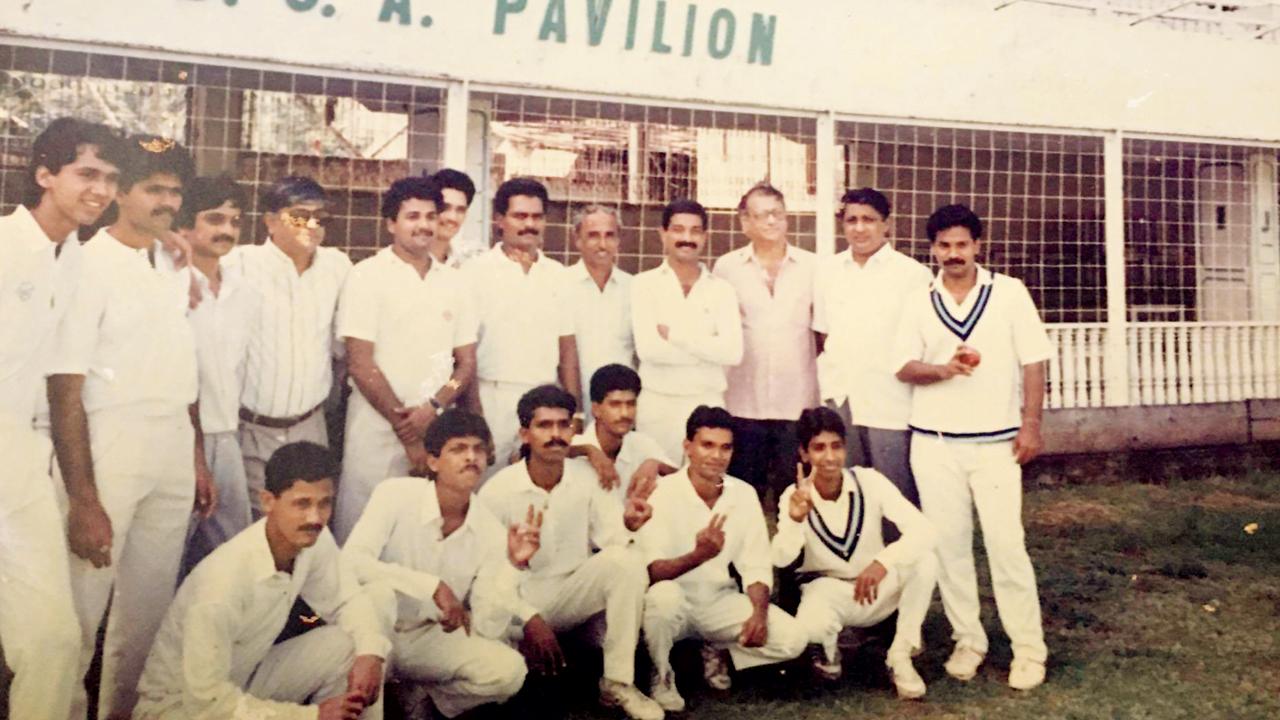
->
xmin=649 ymin=668 xmax=686 ymax=712
xmin=1008 ymin=658 xmax=1046 ymax=691
xmin=887 ymin=656 xmax=927 ymax=699
xmin=600 ymin=678 xmax=665 ymax=720
xmin=944 ymin=645 xmax=985 ymax=681
xmin=810 ymin=645 xmax=843 ymax=682
xmin=700 ymin=644 xmax=732 ymax=690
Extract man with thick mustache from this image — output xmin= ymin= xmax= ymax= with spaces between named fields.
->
xmin=230 ymin=176 xmax=352 ymax=518
xmin=0 ymin=117 xmax=124 ymax=720
xmin=461 ymin=178 xmax=582 ymax=479
xmin=169 ymin=175 xmax=256 ymax=576
xmin=48 ymin=135 xmax=215 ymax=719
xmin=477 ymin=385 xmax=664 ymax=720
xmin=631 ymin=199 xmax=743 ymax=463
xmin=333 ymin=177 xmax=477 ymax=542
xmin=892 ymin=204 xmax=1051 ymax=691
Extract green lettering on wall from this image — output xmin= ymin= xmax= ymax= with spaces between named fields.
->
xmin=650 ymin=0 xmax=672 ymax=54
xmin=378 ymin=0 xmax=412 ymax=24
xmin=681 ymin=4 xmax=697 ymax=57
xmin=625 ymin=0 xmax=640 ymax=49
xmin=587 ymin=0 xmax=613 ymax=47
xmin=707 ymin=8 xmax=735 ymax=59
xmin=539 ymin=0 xmax=567 ymax=42
xmin=493 ymin=0 xmax=527 ymax=35
xmin=748 ymin=13 xmax=775 ymax=66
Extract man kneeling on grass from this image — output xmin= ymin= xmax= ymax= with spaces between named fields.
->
xmin=135 ymin=442 xmax=387 ymax=720
xmin=772 ymin=407 xmax=939 ymax=698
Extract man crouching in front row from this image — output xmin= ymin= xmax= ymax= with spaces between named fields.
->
xmin=134 ymin=442 xmax=387 ymax=720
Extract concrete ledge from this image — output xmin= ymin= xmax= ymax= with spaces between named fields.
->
xmin=1042 ymin=403 xmax=1248 ymax=454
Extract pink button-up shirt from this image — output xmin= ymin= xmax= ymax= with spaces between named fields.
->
xmin=712 ymin=243 xmax=819 ymax=421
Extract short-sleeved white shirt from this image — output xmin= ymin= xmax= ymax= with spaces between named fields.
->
xmin=564 ymin=261 xmax=634 ymax=395
xmin=49 ymin=228 xmax=197 ymax=416
xmin=812 ymin=244 xmax=932 ymax=430
xmin=337 ymin=247 xmax=478 ymax=406
xmin=638 ymin=468 xmax=772 ymax=602
xmin=462 ymin=246 xmax=572 ymax=385
xmin=630 ymin=262 xmax=743 ymax=396
xmin=0 ymin=205 xmax=82 ymax=423
xmin=891 ymin=266 xmax=1053 ymax=440
xmin=571 ymin=425 xmax=672 ymax=505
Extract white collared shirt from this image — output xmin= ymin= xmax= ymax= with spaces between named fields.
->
xmin=462 ymin=245 xmax=573 ymax=385
xmin=337 ymin=247 xmax=478 ymax=406
xmin=630 ymin=261 xmax=743 ymax=396
xmin=0 ymin=205 xmax=82 ymax=424
xmin=229 ymin=241 xmax=352 ymax=418
xmin=49 ymin=228 xmax=196 ymax=416
xmin=638 ymin=468 xmax=772 ymax=601
xmin=477 ymin=458 xmax=630 ymax=619
xmin=713 ymin=243 xmax=819 ymax=420
xmin=772 ymin=467 xmax=937 ymax=579
xmin=891 ymin=265 xmax=1053 ymax=440
xmin=136 ymin=520 xmax=390 ymax=720
xmin=565 ymin=260 xmax=635 ymax=396
xmin=812 ymin=244 xmax=932 ymax=430
xmin=342 ymin=476 xmax=522 ymax=639
xmin=171 ymin=261 xmax=254 ymax=434
xmin=571 ymin=426 xmax=672 ymax=505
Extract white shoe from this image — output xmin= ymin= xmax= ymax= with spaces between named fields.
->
xmin=1008 ymin=658 xmax=1046 ymax=691
xmin=600 ymin=678 xmax=665 ymax=720
xmin=810 ymin=645 xmax=843 ymax=682
xmin=944 ymin=645 xmax=985 ymax=681
xmin=700 ymin=644 xmax=732 ymax=690
xmin=887 ymin=656 xmax=926 ymax=699
xmin=649 ymin=668 xmax=686 ymax=713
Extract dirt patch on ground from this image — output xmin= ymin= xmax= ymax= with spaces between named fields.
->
xmin=1030 ymin=499 xmax=1123 ymax=529
xmin=1194 ymin=490 xmax=1280 ymax=512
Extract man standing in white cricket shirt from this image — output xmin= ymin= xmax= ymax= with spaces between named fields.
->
xmin=564 ymin=204 xmax=635 ymax=416
xmin=48 ymin=135 xmax=215 ymax=720
xmin=0 ymin=118 xmax=123 ymax=720
xmin=232 ymin=175 xmax=352 ymax=517
xmin=334 ymin=176 xmax=477 ymax=543
xmin=427 ymin=168 xmax=477 ymax=270
xmin=135 ymin=442 xmax=389 ymax=720
xmin=462 ymin=178 xmax=581 ymax=477
xmin=813 ymin=187 xmax=932 ymax=540
xmin=893 ymin=203 xmax=1052 ymax=691
xmin=631 ymin=199 xmax=742 ymax=464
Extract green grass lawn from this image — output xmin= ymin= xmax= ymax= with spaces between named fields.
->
xmin=554 ymin=470 xmax=1280 ymax=719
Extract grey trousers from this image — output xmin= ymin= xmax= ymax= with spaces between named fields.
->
xmin=828 ymin=399 xmax=919 ymax=542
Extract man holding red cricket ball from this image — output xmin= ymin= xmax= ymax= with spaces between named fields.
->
xmin=891 ymin=204 xmax=1053 ymax=693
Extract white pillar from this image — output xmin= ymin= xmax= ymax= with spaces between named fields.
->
xmin=815 ymin=112 xmax=837 ymax=256
xmin=442 ymin=80 xmax=470 ymax=171
xmin=1103 ymin=131 xmax=1131 ymax=406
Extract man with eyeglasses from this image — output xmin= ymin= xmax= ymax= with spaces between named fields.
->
xmin=712 ymin=183 xmax=818 ymax=510
xmin=227 ymin=176 xmax=353 ymax=518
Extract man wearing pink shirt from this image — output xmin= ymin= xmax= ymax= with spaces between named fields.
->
xmin=712 ymin=183 xmax=818 ymax=507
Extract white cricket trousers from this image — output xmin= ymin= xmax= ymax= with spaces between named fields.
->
xmin=0 ymin=418 xmax=80 ymax=720
xmin=134 ymin=625 xmax=383 ymax=719
xmin=794 ymin=553 xmax=939 ymax=664
xmin=911 ymin=433 xmax=1047 ymax=663
xmin=635 ymin=389 xmax=724 ymax=466
xmin=181 ymin=431 xmax=251 ymax=577
xmin=515 ymin=546 xmax=648 ymax=685
xmin=59 ymin=409 xmax=196 ymax=720
xmin=334 ymin=392 xmax=410 ymax=544
xmin=391 ymin=623 xmax=527 ymax=717
xmin=642 ymin=582 xmax=807 ymax=676
xmin=478 ymin=379 xmax=537 ymax=483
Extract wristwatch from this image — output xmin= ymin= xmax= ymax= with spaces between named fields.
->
xmin=427 ymin=396 xmax=444 ymax=412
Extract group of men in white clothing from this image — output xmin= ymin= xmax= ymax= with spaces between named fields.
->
xmin=0 ymin=115 xmax=1054 ymax=720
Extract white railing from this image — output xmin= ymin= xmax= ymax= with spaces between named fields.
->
xmin=1045 ymin=322 xmax=1280 ymax=409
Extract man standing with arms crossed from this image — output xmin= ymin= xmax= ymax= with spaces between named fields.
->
xmin=0 ymin=117 xmax=123 ymax=720
xmin=814 ymin=188 xmax=932 ymax=538
xmin=462 ymin=178 xmax=581 ymax=476
xmin=334 ymin=176 xmax=477 ymax=542
xmin=49 ymin=136 xmax=215 ymax=719
xmin=564 ymin=205 xmax=635 ymax=416
xmin=233 ymin=176 xmax=352 ymax=517
xmin=713 ymin=183 xmax=817 ymax=507
xmin=631 ymin=199 xmax=742 ymax=463
xmin=893 ymin=203 xmax=1051 ymax=691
